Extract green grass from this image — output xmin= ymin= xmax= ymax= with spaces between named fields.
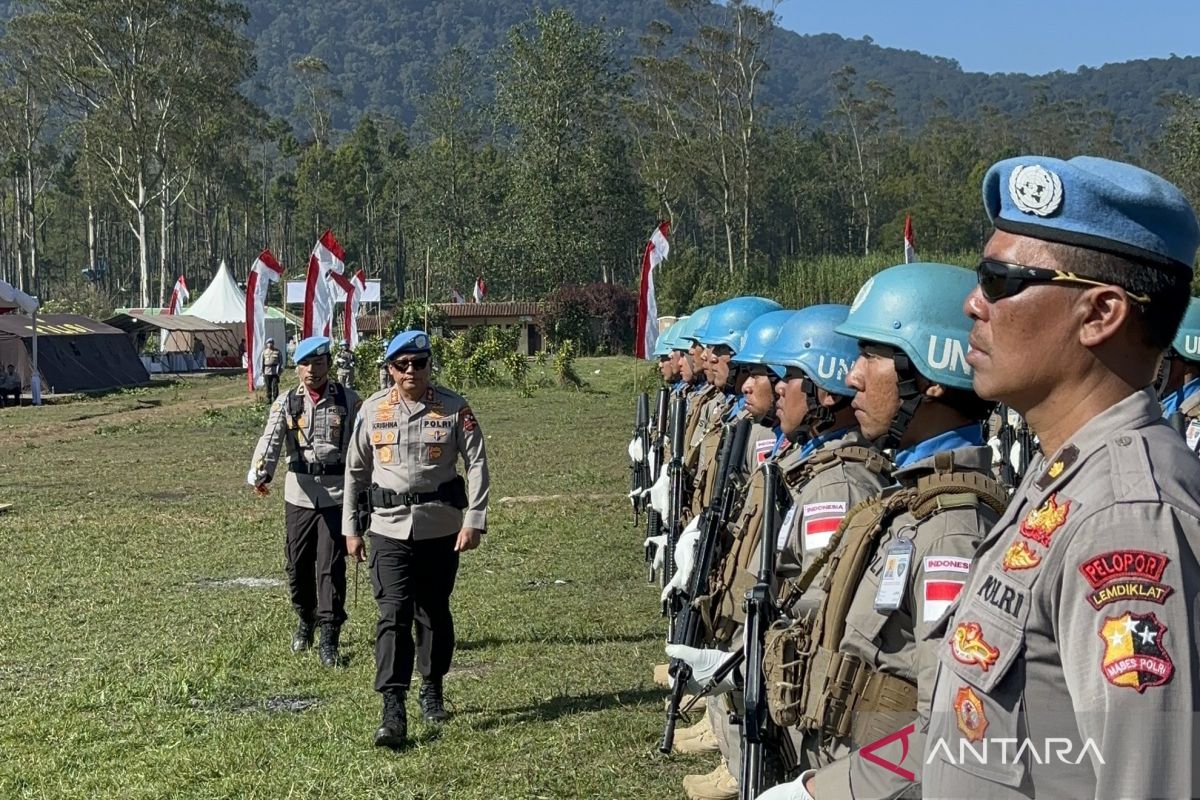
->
xmin=0 ymin=357 xmax=708 ymax=799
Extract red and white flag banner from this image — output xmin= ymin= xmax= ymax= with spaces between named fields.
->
xmin=635 ymin=221 xmax=670 ymax=359
xmin=246 ymin=249 xmax=283 ymax=392
xmin=330 ymin=268 xmax=368 ymax=349
xmin=302 ymin=229 xmax=346 ymax=338
xmin=473 ymin=276 xmax=487 ymax=304
xmin=166 ymin=275 xmax=189 ymax=315
xmin=904 ymin=214 xmax=917 ymax=264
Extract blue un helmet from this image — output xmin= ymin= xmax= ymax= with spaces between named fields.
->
xmin=761 ymin=305 xmax=858 ymax=434
xmin=732 ymin=310 xmax=796 ymax=373
xmin=680 ymin=305 xmax=715 ymax=347
xmin=693 ymin=296 xmax=784 ymax=353
xmin=653 ymin=316 xmax=690 ymax=357
xmin=1171 ymin=297 xmax=1200 ymax=363
xmin=836 ymin=262 xmax=977 ymax=447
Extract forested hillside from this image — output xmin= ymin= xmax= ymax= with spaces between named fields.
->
xmin=3 ymin=0 xmax=1200 ymax=327
xmin=240 ymin=0 xmax=1200 ymax=141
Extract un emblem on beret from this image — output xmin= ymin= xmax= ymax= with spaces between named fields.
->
xmin=415 ymin=334 xmax=428 ymax=349
xmin=1009 ymin=165 xmax=1063 ymax=217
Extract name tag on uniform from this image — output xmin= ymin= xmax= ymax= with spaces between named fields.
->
xmin=776 ymin=504 xmax=797 ymax=551
xmin=874 ymin=537 xmax=914 ymax=611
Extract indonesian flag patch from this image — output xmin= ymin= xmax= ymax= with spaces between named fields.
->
xmin=801 ymin=501 xmax=846 ymax=552
xmin=755 ymin=437 xmax=774 ymax=463
xmin=923 ymin=579 xmax=966 ymax=622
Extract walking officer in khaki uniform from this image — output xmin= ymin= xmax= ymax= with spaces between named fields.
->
xmin=248 ymin=335 xmax=361 ymax=666
xmin=343 ymin=329 xmax=489 ymax=749
xmin=923 ymin=156 xmax=1200 ymax=798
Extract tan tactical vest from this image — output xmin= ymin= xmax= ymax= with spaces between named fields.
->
xmin=698 ymin=446 xmax=891 ymax=646
xmin=682 ymin=386 xmax=717 ymax=471
xmin=691 ymin=401 xmax=735 ymax=515
xmin=763 ymin=453 xmax=1007 ymax=746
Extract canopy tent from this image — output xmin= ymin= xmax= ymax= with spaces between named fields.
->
xmin=0 ymin=278 xmax=41 ymax=403
xmin=104 ymin=311 xmax=235 ymax=373
xmin=121 ymin=263 xmax=290 ymax=371
xmin=0 ymin=313 xmax=148 ymax=395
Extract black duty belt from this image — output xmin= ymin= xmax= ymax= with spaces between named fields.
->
xmin=288 ymin=459 xmax=346 ymax=476
xmin=369 ymin=476 xmax=468 ymax=510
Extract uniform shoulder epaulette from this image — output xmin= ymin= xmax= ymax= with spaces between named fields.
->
xmin=1103 ymin=429 xmax=1159 ymax=502
xmin=364 ymin=387 xmax=392 ymax=406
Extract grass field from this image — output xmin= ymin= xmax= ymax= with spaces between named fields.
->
xmin=0 ymin=357 xmax=710 ymax=799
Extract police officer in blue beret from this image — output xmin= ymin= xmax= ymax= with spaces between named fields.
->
xmin=922 ymin=156 xmax=1200 ymax=799
xmin=248 ymin=335 xmax=361 ymax=667
xmin=343 ymin=329 xmax=490 ymax=748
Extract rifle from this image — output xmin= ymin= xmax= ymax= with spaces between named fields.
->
xmin=1015 ymin=419 xmax=1036 ymax=482
xmin=660 ymin=416 xmax=752 ymax=754
xmin=630 ymin=393 xmax=650 ymax=527
xmin=740 ymin=462 xmax=781 ymax=799
xmin=996 ymin=405 xmax=1017 ymax=486
xmin=663 ymin=394 xmax=686 ymax=618
xmin=644 ymin=387 xmax=670 ymax=582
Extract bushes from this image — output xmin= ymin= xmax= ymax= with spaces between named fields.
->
xmin=542 ymin=282 xmax=637 ymax=355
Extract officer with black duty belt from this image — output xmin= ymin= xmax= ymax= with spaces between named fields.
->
xmin=343 ymin=329 xmax=489 ymax=748
xmin=248 ymin=335 xmax=361 ymax=667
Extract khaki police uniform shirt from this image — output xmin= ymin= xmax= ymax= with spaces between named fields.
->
xmin=261 ymin=347 xmax=282 ymax=376
xmin=809 ymin=444 xmax=998 ymax=799
xmin=343 ymin=384 xmax=489 ymax=541
xmin=775 ymin=430 xmax=892 ymax=585
xmin=744 ymin=420 xmax=779 ymax=476
xmin=924 ymin=389 xmax=1200 ymax=799
xmin=248 ymin=381 xmax=361 ymax=509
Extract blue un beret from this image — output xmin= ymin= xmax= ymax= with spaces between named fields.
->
xmin=983 ymin=155 xmax=1200 ymax=273
xmin=385 ymin=330 xmax=432 ymax=361
xmin=293 ymin=336 xmax=331 ymax=364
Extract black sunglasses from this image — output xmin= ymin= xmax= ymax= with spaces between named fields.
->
xmin=389 ymin=356 xmax=430 ymax=372
xmin=975 ymin=258 xmax=1151 ymax=304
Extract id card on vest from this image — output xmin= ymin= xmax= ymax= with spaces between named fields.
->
xmin=873 ymin=536 xmax=914 ymax=611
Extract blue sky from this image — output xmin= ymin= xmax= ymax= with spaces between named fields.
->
xmin=773 ymin=0 xmax=1200 ymax=75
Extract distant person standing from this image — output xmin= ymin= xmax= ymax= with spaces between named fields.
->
xmin=1 ymin=364 xmax=20 ymax=407
xmin=334 ymin=343 xmax=355 ymax=387
xmin=261 ymin=338 xmax=283 ymax=403
xmin=343 ymin=330 xmax=490 ymax=748
xmin=248 ymin=336 xmax=361 ymax=667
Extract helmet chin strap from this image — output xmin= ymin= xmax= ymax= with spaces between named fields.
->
xmin=881 ymin=352 xmax=924 ymax=451
xmin=1155 ymin=352 xmax=1175 ymax=398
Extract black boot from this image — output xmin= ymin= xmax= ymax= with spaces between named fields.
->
xmin=291 ymin=617 xmax=315 ymax=653
xmin=318 ymin=623 xmax=340 ymax=667
xmin=373 ymin=690 xmax=407 ymax=748
xmin=418 ymin=678 xmax=450 ymax=722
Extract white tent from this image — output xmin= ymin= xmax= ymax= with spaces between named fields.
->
xmin=185 ymin=261 xmax=285 ymax=366
xmin=0 ymin=278 xmax=41 ymax=404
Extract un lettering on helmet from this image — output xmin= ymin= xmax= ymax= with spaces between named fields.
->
xmin=927 ymin=335 xmax=971 ymax=378
xmin=1185 ymin=334 xmax=1200 ymax=357
xmin=817 ymin=354 xmax=852 ymax=382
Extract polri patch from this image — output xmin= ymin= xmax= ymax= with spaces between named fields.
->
xmin=1099 ymin=611 xmax=1174 ymax=692
xmin=950 ymin=621 xmax=1000 ymax=672
xmin=1080 ymin=551 xmax=1173 ymax=610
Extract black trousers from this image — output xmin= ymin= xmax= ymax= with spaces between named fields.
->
xmin=265 ymin=374 xmax=280 ymax=403
xmin=1 ymin=388 xmax=18 ymax=407
xmin=284 ymin=502 xmax=347 ymax=626
xmin=368 ymin=533 xmax=460 ymax=693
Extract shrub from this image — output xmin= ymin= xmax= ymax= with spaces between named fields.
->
xmin=542 ymin=283 xmax=637 ymax=355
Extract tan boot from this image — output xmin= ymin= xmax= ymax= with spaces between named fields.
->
xmin=682 ymin=759 xmax=738 ymax=800
xmin=674 ymin=717 xmax=719 ymax=754
xmin=653 ymin=663 xmax=671 ymax=687
xmin=663 ymin=694 xmax=708 ymax=714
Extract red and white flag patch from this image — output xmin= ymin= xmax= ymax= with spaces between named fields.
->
xmin=801 ymin=501 xmax=846 ymax=552
xmin=923 ymin=579 xmax=965 ymax=622
xmin=755 ymin=437 xmax=775 ymax=463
